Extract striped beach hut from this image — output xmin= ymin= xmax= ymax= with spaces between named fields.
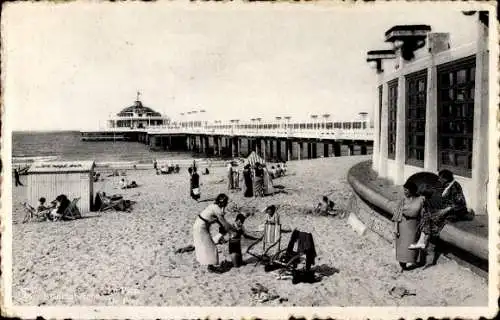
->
xmin=244 ymin=151 xmax=266 ymax=167
xmin=27 ymin=161 xmax=95 ymax=213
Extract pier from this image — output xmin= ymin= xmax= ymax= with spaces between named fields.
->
xmin=81 ymin=119 xmax=374 ymax=161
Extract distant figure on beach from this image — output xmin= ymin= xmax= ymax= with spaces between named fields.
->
xmin=174 ymin=164 xmax=180 ymax=173
xmin=227 ymin=163 xmax=234 ymax=190
xmin=254 ymin=163 xmax=265 ymax=197
xmin=392 ymin=181 xmax=424 ymax=272
xmin=192 ymin=193 xmax=234 ymax=273
xmin=202 ymin=168 xmax=210 ymax=175
xmin=190 ymin=166 xmax=201 ymax=201
xmin=14 ymin=168 xmax=23 ymax=186
xmin=227 ymin=214 xmax=258 ymax=268
xmin=119 ymin=178 xmax=127 ymax=189
xmin=153 ymin=159 xmax=158 ymax=170
xmin=243 ymin=164 xmax=253 ymax=197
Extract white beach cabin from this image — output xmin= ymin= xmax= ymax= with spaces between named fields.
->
xmin=27 ymin=161 xmax=95 ymax=213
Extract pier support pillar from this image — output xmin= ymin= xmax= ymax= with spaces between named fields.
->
xmin=324 ymin=143 xmax=329 ymax=158
xmin=277 ymin=140 xmax=282 ymax=161
xmin=333 ymin=142 xmax=341 ymax=157
xmin=298 ymin=142 xmax=303 ymax=160
xmin=348 ymin=144 xmax=355 ymax=156
xmin=286 ymin=140 xmax=292 ymax=162
xmin=360 ymin=144 xmax=367 ymax=155
xmin=312 ymin=142 xmax=317 ymax=159
xmin=269 ymin=140 xmax=275 ymax=161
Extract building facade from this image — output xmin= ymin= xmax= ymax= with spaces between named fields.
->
xmin=369 ymin=14 xmax=490 ymax=215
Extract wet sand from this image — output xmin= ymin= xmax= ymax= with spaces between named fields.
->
xmin=11 ymin=155 xmax=487 ymax=306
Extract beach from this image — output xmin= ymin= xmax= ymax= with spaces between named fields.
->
xmin=11 ymin=155 xmax=487 ymax=306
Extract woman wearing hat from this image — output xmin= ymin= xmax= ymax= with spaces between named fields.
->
xmin=192 ymin=193 xmax=234 ymax=272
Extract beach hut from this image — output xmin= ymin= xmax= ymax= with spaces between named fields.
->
xmin=245 ymin=151 xmax=266 ymax=167
xmin=27 ymin=161 xmax=95 ymax=213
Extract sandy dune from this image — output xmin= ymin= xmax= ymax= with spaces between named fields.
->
xmin=11 ymin=156 xmax=487 ymax=306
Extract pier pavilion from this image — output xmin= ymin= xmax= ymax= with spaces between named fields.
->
xmin=367 ymin=13 xmax=491 ymax=215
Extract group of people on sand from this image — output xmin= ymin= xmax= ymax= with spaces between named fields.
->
xmin=192 ymin=193 xmax=281 ymax=273
xmin=242 ymin=161 xmax=285 ymax=198
xmin=35 ymin=194 xmax=77 ymax=221
xmin=154 ymin=160 xmax=180 ymax=175
xmin=393 ymin=169 xmax=473 ymax=272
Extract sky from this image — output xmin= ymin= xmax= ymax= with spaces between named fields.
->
xmin=2 ymin=1 xmax=482 ymax=131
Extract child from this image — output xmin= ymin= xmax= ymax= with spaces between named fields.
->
xmin=228 ymin=214 xmax=258 ymax=267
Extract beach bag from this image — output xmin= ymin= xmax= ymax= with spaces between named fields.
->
xmin=192 ymin=188 xmax=200 ymax=196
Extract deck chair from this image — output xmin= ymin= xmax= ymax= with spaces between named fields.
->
xmin=246 ymin=221 xmax=282 ymax=266
xmin=265 ymin=229 xmax=318 ymax=283
xmin=61 ymin=197 xmax=82 ymax=220
xmin=21 ymin=202 xmax=49 ymax=223
xmin=95 ymin=192 xmax=132 ymax=212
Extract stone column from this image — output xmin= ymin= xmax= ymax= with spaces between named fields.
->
xmin=394 ymin=53 xmax=407 ymax=185
xmin=372 ymin=71 xmax=383 ymax=171
xmin=378 ymin=82 xmax=389 ymax=178
xmin=312 ymin=142 xmax=318 ymax=158
xmin=348 ymin=144 xmax=354 ymax=156
xmin=424 ymin=49 xmax=439 ymax=173
xmin=471 ymin=18 xmax=489 ymax=215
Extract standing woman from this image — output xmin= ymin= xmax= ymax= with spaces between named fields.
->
xmin=243 ymin=164 xmax=253 ymax=197
xmin=192 ymin=193 xmax=234 ymax=272
xmin=190 ymin=167 xmax=201 ymax=201
xmin=392 ymin=181 xmax=424 ymax=271
xmin=254 ymin=163 xmax=265 ymax=197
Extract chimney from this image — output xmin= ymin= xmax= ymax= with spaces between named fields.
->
xmin=427 ymin=33 xmax=450 ymax=54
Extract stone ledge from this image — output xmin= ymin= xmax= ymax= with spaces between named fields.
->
xmin=347 ymin=161 xmax=488 ymax=262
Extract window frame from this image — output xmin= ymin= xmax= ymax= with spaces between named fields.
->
xmin=405 ymin=69 xmax=427 ymax=167
xmin=436 ymin=55 xmax=475 ymax=178
xmin=387 ymin=79 xmax=398 ymax=160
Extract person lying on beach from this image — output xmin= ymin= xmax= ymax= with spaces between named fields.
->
xmin=119 ymin=178 xmax=138 ymax=189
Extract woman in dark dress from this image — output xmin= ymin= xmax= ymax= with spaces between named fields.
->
xmin=190 ymin=167 xmax=201 ymax=201
xmin=243 ymin=164 xmax=253 ymax=197
xmin=253 ymin=163 xmax=265 ymax=197
xmin=409 ymin=169 xmax=469 ymax=251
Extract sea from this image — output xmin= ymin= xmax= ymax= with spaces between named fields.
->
xmin=12 ymin=131 xmax=194 ymax=165
xmin=12 ymin=131 xmax=359 ymax=167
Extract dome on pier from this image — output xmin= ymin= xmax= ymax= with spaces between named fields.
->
xmin=117 ymin=100 xmax=162 ymax=117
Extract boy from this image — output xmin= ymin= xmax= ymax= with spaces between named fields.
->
xmin=228 ymin=214 xmax=258 ymax=267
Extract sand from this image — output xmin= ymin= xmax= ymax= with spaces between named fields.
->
xmin=11 ymin=155 xmax=487 ymax=306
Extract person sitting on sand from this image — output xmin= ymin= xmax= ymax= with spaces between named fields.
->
xmin=119 ymin=178 xmax=128 ymax=189
xmin=49 ymin=194 xmax=70 ymax=221
xmin=37 ymin=197 xmax=54 ymax=220
xmin=315 ymin=196 xmax=335 ymax=215
xmin=227 ymin=214 xmax=259 ymax=267
xmin=160 ymin=165 xmax=168 ymax=174
xmin=175 ymin=164 xmax=180 ymax=173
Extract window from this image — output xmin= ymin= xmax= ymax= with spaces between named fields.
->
xmin=405 ymin=70 xmax=427 ymax=167
xmin=334 ymin=122 xmax=342 ymax=129
xmin=326 ymin=122 xmax=333 ymax=129
xmin=437 ymin=56 xmax=475 ymax=177
xmin=387 ymin=79 xmax=398 ymax=160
